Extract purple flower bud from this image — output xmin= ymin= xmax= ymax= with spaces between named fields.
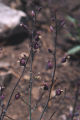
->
xmin=61 ymin=57 xmax=66 ymax=63
xmin=34 ymin=42 xmax=39 ymax=49
xmin=20 ymin=58 xmax=26 ymax=66
xmin=56 ymin=89 xmax=62 ymax=96
xmin=15 ymin=92 xmax=20 ymax=100
xmin=31 ymin=10 xmax=35 ymax=16
xmin=47 ymin=61 xmax=53 ymax=69
xmin=48 ymin=48 xmax=53 ymax=53
xmin=0 ymin=95 xmax=5 ymax=100
xmin=35 ymin=35 xmax=40 ymax=41
xmin=50 ymin=25 xmax=54 ymax=32
xmin=43 ymin=83 xmax=48 ymax=90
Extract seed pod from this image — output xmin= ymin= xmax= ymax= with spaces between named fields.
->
xmin=47 ymin=61 xmax=53 ymax=69
xmin=56 ymin=89 xmax=63 ymax=96
xmin=43 ymin=83 xmax=48 ymax=90
xmin=15 ymin=92 xmax=20 ymax=100
xmin=50 ymin=25 xmax=54 ymax=32
xmin=20 ymin=58 xmax=26 ymax=66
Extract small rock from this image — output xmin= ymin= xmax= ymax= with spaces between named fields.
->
xmin=0 ymin=3 xmax=26 ymax=37
xmin=0 ymin=70 xmax=13 ymax=87
xmin=32 ymin=87 xmax=40 ymax=100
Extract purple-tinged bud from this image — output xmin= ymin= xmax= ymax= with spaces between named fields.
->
xmin=20 ymin=58 xmax=26 ymax=66
xmin=50 ymin=25 xmax=54 ymax=32
xmin=35 ymin=35 xmax=40 ymax=41
xmin=48 ymin=48 xmax=53 ymax=53
xmin=47 ymin=61 xmax=53 ymax=69
xmin=51 ymin=17 xmax=55 ymax=21
xmin=34 ymin=42 xmax=39 ymax=49
xmin=37 ymin=7 xmax=42 ymax=12
xmin=43 ymin=83 xmax=48 ymax=90
xmin=31 ymin=10 xmax=35 ymax=17
xmin=61 ymin=57 xmax=66 ymax=63
xmin=15 ymin=92 xmax=20 ymax=100
xmin=0 ymin=95 xmax=5 ymax=100
xmin=56 ymin=89 xmax=63 ymax=96
xmin=60 ymin=19 xmax=65 ymax=27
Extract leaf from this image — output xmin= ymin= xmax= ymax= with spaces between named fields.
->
xmin=66 ymin=16 xmax=77 ymax=25
xmin=67 ymin=46 xmax=80 ymax=55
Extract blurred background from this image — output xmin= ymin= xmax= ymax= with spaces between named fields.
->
xmin=0 ymin=0 xmax=80 ymax=120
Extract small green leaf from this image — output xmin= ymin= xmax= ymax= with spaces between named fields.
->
xmin=67 ymin=46 xmax=80 ymax=55
xmin=66 ymin=16 xmax=77 ymax=24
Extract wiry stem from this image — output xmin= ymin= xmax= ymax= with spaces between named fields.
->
xmin=0 ymin=54 xmax=30 ymax=120
xmin=29 ymin=48 xmax=33 ymax=120
xmin=38 ymin=11 xmax=57 ymax=120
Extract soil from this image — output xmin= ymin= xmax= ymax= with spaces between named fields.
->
xmin=0 ymin=0 xmax=80 ymax=120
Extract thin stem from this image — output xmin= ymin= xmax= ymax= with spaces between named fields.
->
xmin=29 ymin=8 xmax=37 ymax=120
xmin=5 ymin=115 xmax=16 ymax=120
xmin=70 ymin=83 xmax=79 ymax=120
xmin=38 ymin=11 xmax=57 ymax=120
xmin=48 ymin=111 xmax=56 ymax=120
xmin=29 ymin=49 xmax=33 ymax=120
xmin=0 ymin=54 xmax=30 ymax=120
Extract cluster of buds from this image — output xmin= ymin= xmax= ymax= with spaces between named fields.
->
xmin=19 ymin=53 xmax=28 ymax=67
xmin=32 ymin=31 xmax=41 ymax=50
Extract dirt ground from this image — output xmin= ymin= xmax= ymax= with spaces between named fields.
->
xmin=0 ymin=0 xmax=80 ymax=120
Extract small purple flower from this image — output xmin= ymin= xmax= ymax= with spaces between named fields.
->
xmin=43 ymin=83 xmax=48 ymax=90
xmin=34 ymin=42 xmax=39 ymax=49
xmin=15 ymin=92 xmax=20 ymax=100
xmin=20 ymin=58 xmax=26 ymax=66
xmin=56 ymin=89 xmax=63 ymax=96
xmin=0 ymin=95 xmax=5 ymax=100
xmin=48 ymin=48 xmax=53 ymax=53
xmin=61 ymin=57 xmax=66 ymax=63
xmin=47 ymin=61 xmax=53 ymax=70
xmin=50 ymin=25 xmax=54 ymax=32
xmin=31 ymin=10 xmax=35 ymax=16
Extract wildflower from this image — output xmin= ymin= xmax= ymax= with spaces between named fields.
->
xmin=56 ymin=89 xmax=63 ymax=96
xmin=0 ymin=95 xmax=5 ymax=100
xmin=50 ymin=25 xmax=54 ymax=32
xmin=15 ymin=92 xmax=20 ymax=100
xmin=47 ymin=61 xmax=53 ymax=70
xmin=43 ymin=83 xmax=48 ymax=90
xmin=48 ymin=48 xmax=53 ymax=53
xmin=20 ymin=57 xmax=26 ymax=66
xmin=31 ymin=10 xmax=35 ymax=17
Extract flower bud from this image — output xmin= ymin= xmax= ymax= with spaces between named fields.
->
xmin=56 ymin=89 xmax=63 ymax=96
xmin=43 ymin=83 xmax=48 ymax=90
xmin=47 ymin=61 xmax=53 ymax=69
xmin=15 ymin=92 xmax=20 ymax=100
xmin=31 ymin=10 xmax=35 ymax=17
xmin=20 ymin=57 xmax=26 ymax=66
xmin=50 ymin=25 xmax=54 ymax=32
xmin=48 ymin=48 xmax=53 ymax=53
